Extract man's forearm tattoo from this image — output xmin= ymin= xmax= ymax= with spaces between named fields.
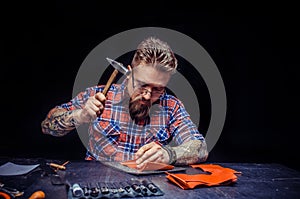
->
xmin=173 ymin=140 xmax=208 ymax=165
xmin=41 ymin=108 xmax=78 ymax=136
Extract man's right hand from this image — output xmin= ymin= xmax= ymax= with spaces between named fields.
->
xmin=73 ymin=92 xmax=106 ymax=124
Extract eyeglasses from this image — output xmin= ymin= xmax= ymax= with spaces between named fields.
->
xmin=137 ymin=87 xmax=165 ymax=97
xmin=131 ymin=68 xmax=165 ymax=97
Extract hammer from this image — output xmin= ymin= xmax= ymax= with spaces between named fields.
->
xmin=96 ymin=58 xmax=129 ymax=116
xmin=102 ymin=57 xmax=130 ymax=95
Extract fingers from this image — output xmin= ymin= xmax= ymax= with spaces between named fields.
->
xmin=138 ymin=150 xmax=161 ymax=164
xmin=95 ymin=92 xmax=106 ymax=103
xmin=95 ymin=92 xmax=106 ymax=116
xmin=135 ymin=142 xmax=168 ymax=169
xmin=135 ymin=142 xmax=155 ymax=159
xmin=91 ymin=93 xmax=105 ymax=111
xmin=80 ymin=92 xmax=106 ymax=123
xmin=86 ymin=97 xmax=102 ymax=113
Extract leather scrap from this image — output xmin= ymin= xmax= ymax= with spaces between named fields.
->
xmin=121 ymin=160 xmax=174 ymax=171
xmin=166 ymin=164 xmax=241 ymax=189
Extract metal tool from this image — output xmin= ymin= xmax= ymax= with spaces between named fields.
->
xmin=102 ymin=57 xmax=130 ymax=95
xmin=72 ymin=183 xmax=83 ymax=197
xmin=142 ymin=179 xmax=158 ymax=193
xmin=130 ymin=180 xmax=141 ymax=193
xmin=46 ymin=163 xmax=66 ymax=170
xmin=46 ymin=160 xmax=69 ymax=172
xmin=0 ymin=182 xmax=24 ymax=198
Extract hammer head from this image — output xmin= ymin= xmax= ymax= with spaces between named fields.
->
xmin=106 ymin=57 xmax=130 ymax=76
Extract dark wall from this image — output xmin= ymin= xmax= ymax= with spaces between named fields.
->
xmin=2 ymin=2 xmax=299 ymax=171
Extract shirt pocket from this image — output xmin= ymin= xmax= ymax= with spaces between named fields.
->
xmin=143 ymin=127 xmax=171 ymax=144
xmin=156 ymin=127 xmax=171 ymax=144
xmin=96 ymin=120 xmax=121 ymax=142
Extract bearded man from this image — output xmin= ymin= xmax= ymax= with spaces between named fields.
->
xmin=41 ymin=37 xmax=208 ymax=169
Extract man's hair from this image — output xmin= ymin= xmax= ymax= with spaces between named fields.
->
xmin=131 ymin=37 xmax=178 ymax=74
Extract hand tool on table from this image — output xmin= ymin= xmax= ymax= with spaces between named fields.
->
xmin=46 ymin=160 xmax=69 ymax=172
xmin=0 ymin=182 xmax=24 ymax=198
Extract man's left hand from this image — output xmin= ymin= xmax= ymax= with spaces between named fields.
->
xmin=134 ymin=142 xmax=170 ymax=169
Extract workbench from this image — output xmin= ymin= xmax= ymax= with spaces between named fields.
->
xmin=0 ymin=157 xmax=299 ymax=199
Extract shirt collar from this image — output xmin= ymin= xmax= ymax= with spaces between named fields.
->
xmin=112 ymin=78 xmax=130 ymax=105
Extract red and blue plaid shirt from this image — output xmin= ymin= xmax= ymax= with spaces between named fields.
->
xmin=58 ymin=79 xmax=204 ymax=162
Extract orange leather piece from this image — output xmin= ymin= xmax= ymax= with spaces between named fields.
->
xmin=121 ymin=160 xmax=174 ymax=171
xmin=0 ymin=191 xmax=11 ymax=199
xmin=166 ymin=164 xmax=241 ymax=189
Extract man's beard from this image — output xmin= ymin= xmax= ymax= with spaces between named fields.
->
xmin=129 ymin=95 xmax=151 ymax=121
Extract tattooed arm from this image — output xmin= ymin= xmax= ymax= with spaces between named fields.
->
xmin=165 ymin=96 xmax=208 ymax=165
xmin=41 ymin=107 xmax=80 ymax=137
xmin=41 ymin=89 xmax=106 ymax=137
xmin=172 ymin=139 xmax=208 ymax=165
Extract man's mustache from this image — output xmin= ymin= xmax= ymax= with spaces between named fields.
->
xmin=131 ymin=95 xmax=143 ymax=103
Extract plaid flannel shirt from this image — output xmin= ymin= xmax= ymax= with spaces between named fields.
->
xmin=54 ymin=79 xmax=205 ymax=162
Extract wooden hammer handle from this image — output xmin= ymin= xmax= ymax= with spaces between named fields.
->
xmin=102 ymin=69 xmax=118 ymax=95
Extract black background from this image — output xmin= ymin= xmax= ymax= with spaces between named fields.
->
xmin=1 ymin=2 xmax=299 ymax=171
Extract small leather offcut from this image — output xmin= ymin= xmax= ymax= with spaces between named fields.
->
xmin=121 ymin=160 xmax=174 ymax=171
xmin=166 ymin=164 xmax=241 ymax=189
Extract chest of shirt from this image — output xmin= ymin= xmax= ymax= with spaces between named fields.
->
xmin=95 ymin=103 xmax=171 ymax=143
